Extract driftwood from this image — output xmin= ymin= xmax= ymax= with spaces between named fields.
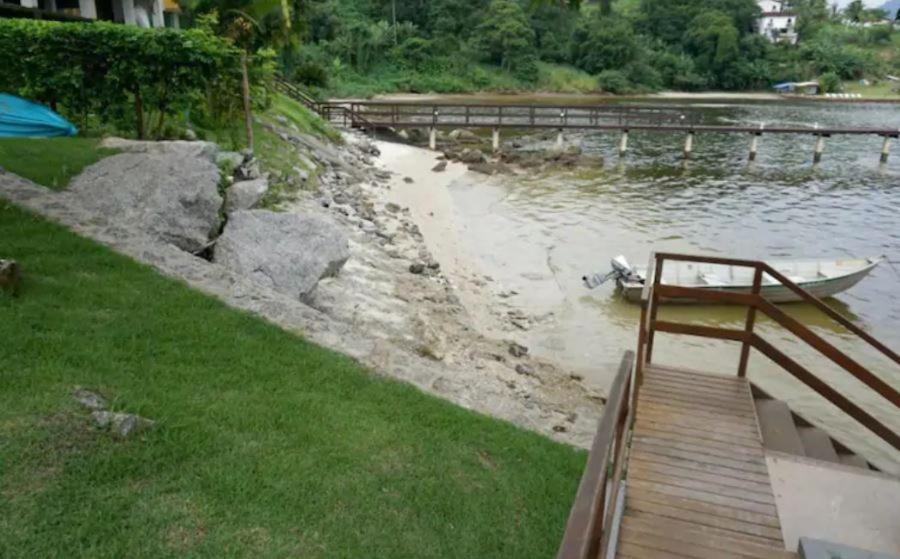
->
xmin=0 ymin=260 xmax=21 ymax=296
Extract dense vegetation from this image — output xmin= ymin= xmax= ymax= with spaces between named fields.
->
xmin=254 ymin=0 xmax=899 ymax=96
xmin=0 ymin=19 xmax=242 ymax=139
xmin=0 ymin=200 xmax=586 ymax=558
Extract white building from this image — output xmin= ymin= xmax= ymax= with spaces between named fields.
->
xmin=756 ymin=0 xmax=799 ymax=44
xmin=0 ymin=0 xmax=180 ymax=28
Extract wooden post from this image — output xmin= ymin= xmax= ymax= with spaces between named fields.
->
xmin=737 ymin=267 xmax=763 ymax=378
xmin=241 ymin=51 xmax=254 ymax=152
xmin=429 ymin=127 xmax=436 ymax=150
xmin=880 ymin=136 xmax=892 ymax=163
xmin=492 ymin=128 xmax=500 ymax=153
xmin=0 ymin=260 xmax=21 ymax=296
xmin=748 ymin=133 xmax=760 ymax=161
xmin=618 ymin=130 xmax=628 ymax=157
xmin=813 ymin=134 xmax=826 ymax=164
xmin=683 ymin=131 xmax=694 ymax=159
xmin=644 ymin=255 xmax=664 ymax=364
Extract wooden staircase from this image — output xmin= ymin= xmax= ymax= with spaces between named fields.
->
xmin=752 ymin=387 xmax=876 ymax=470
xmin=556 ymin=253 xmax=900 ymax=559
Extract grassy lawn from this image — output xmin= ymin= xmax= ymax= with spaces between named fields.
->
xmin=0 ymin=137 xmax=118 ymax=190
xmin=0 ymin=200 xmax=585 ymax=558
xmin=842 ymin=80 xmax=900 ymax=99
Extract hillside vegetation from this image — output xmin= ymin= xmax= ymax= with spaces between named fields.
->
xmin=254 ymin=0 xmax=900 ymax=96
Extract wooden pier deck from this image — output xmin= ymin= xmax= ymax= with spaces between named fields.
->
xmin=617 ymin=364 xmax=791 ymax=559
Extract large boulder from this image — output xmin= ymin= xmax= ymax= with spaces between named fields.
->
xmin=69 ymin=147 xmax=222 ymax=253
xmin=458 ymin=148 xmax=487 ymax=164
xmin=214 ymin=210 xmax=350 ymax=299
xmin=226 ymin=178 xmax=268 ymax=213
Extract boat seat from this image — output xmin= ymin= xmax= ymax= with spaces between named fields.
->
xmin=697 ymin=272 xmax=728 ymax=287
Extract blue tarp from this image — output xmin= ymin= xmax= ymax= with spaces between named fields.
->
xmin=0 ymin=94 xmax=77 ymax=138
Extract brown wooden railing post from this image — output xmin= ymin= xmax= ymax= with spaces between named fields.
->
xmin=465 ymin=105 xmax=469 ymax=125
xmin=498 ymin=105 xmax=503 ymax=126
xmin=557 ymin=351 xmax=635 ymax=559
xmin=644 ymin=254 xmax=664 ymax=364
xmin=737 ymin=266 xmax=763 ymax=377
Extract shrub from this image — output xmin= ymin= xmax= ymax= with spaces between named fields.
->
xmin=0 ymin=19 xmax=239 ymax=139
xmin=819 ymin=71 xmax=842 ymax=93
xmin=597 ymin=70 xmax=632 ymax=94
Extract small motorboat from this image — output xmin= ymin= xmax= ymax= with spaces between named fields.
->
xmin=583 ymin=255 xmax=883 ymax=303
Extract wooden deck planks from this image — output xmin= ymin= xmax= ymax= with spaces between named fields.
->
xmin=616 ymin=365 xmax=788 ymax=558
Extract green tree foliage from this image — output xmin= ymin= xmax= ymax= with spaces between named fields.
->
xmin=472 ymin=0 xmax=537 ymax=74
xmin=683 ymin=11 xmax=741 ymax=85
xmin=0 ymin=19 xmax=238 ymax=138
xmin=571 ymin=16 xmax=638 ymax=74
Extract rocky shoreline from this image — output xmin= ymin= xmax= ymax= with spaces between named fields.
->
xmin=0 ymin=124 xmax=604 ymax=448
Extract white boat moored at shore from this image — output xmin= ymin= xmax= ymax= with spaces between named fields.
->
xmin=583 ymin=255 xmax=883 ymax=303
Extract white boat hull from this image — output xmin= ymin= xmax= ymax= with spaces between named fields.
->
xmin=619 ymin=257 xmax=881 ymax=304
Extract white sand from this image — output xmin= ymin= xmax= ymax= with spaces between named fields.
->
xmin=373 ymin=141 xmax=505 ymax=335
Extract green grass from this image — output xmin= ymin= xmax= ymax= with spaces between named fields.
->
xmin=0 ymin=137 xmax=117 ymax=190
xmin=843 ymin=80 xmax=900 ymax=99
xmin=535 ymin=63 xmax=599 ymax=93
xmin=0 ymin=200 xmax=586 ymax=558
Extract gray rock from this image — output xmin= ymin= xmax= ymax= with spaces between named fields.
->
xmin=432 ymin=161 xmax=448 ymax=172
xmin=449 ymin=129 xmax=479 ymax=142
xmin=458 ymin=148 xmax=487 ymax=164
xmin=409 ymin=262 xmax=426 ymax=274
xmin=73 ymin=387 xmax=107 ymax=410
xmin=238 ymin=159 xmax=262 ymax=180
xmin=515 ymin=364 xmax=535 ymax=376
xmin=214 ymin=210 xmax=350 ymax=299
xmin=183 ymin=128 xmax=198 ymax=141
xmin=509 ymin=342 xmax=529 ymax=358
xmin=226 ymin=178 xmax=269 ymax=213
xmin=100 ymin=138 xmax=218 ymax=162
xmin=91 ymin=411 xmax=154 ymax=437
xmin=216 ymin=150 xmax=244 ymax=170
xmin=69 ymin=149 xmax=222 ymax=253
xmin=403 ymin=176 xmax=414 ymax=184
xmin=468 ymin=162 xmax=502 ymax=175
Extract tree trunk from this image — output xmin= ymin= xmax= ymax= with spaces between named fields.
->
xmin=241 ymin=51 xmax=254 ymax=152
xmin=134 ymin=88 xmax=144 ymax=140
xmin=600 ymin=0 xmax=611 ymax=15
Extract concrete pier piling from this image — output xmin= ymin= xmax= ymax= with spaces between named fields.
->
xmin=748 ymin=134 xmax=759 ymax=161
xmin=683 ymin=131 xmax=694 ymax=159
xmin=429 ymin=127 xmax=436 ymax=150
xmin=813 ymin=134 xmax=826 ymax=164
xmin=618 ymin=130 xmax=629 ymax=157
xmin=880 ymin=136 xmax=892 ymax=163
xmin=556 ymin=129 xmax=564 ymax=148
xmin=492 ymin=128 xmax=500 ymax=152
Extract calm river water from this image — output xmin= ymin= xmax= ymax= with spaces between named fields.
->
xmin=436 ymin=97 xmax=900 ymax=469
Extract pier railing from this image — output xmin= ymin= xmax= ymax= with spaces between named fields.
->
xmin=556 ymin=351 xmax=635 ymax=559
xmin=273 ymin=77 xmax=377 ymax=135
xmin=635 ymin=252 xmax=900 ymax=452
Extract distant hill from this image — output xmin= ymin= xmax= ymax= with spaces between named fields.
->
xmin=878 ymin=0 xmax=900 ymax=18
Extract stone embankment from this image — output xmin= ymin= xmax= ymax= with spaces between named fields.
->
xmin=0 ymin=124 xmax=603 ymax=447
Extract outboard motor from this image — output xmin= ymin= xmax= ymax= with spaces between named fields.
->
xmin=582 ymin=255 xmax=644 ymax=289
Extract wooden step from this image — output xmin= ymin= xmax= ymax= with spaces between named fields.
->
xmin=838 ymin=453 xmax=869 ymax=469
xmin=797 ymin=427 xmax=840 ymax=463
xmin=755 ymin=399 xmax=805 ymax=456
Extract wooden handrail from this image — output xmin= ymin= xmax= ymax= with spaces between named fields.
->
xmin=557 ymin=351 xmax=635 ymax=559
xmin=752 ymin=336 xmax=900 ymax=450
xmin=638 ymin=252 xmax=900 ymax=453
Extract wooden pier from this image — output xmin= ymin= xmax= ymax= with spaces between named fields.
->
xmin=274 ymin=78 xmax=899 ymax=162
xmin=556 ymin=253 xmax=900 ymax=559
